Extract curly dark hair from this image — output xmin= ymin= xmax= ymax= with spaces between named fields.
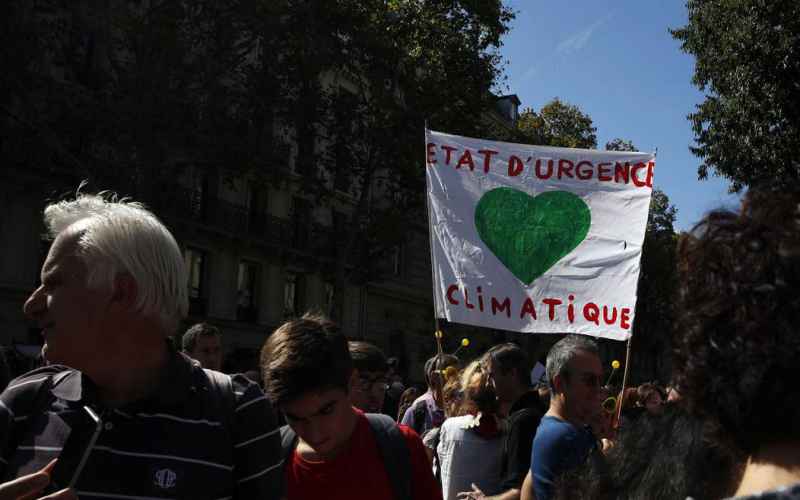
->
xmin=672 ymin=187 xmax=800 ymax=454
xmin=553 ymin=405 xmax=740 ymax=500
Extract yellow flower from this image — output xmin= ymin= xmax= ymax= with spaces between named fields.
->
xmin=435 ymin=330 xmax=443 ymax=339
xmin=461 ymin=338 xmax=470 ymax=347
xmin=612 ymin=360 xmax=621 ymax=370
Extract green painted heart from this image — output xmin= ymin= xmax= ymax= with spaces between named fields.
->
xmin=474 ymin=188 xmax=591 ymax=284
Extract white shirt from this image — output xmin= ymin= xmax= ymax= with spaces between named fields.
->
xmin=436 ymin=415 xmax=505 ymax=500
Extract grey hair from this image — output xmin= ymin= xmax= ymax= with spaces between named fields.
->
xmin=545 ymin=335 xmax=599 ymax=393
xmin=43 ymin=189 xmax=188 ymax=333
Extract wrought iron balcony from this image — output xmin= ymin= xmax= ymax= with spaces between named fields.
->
xmin=156 ymin=185 xmax=336 ymax=259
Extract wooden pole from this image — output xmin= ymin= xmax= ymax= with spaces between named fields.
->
xmin=424 ymin=122 xmax=446 ymax=407
xmin=615 ymin=334 xmax=634 ymax=427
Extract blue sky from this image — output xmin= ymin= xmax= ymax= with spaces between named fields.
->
xmin=499 ymin=0 xmax=741 ymax=231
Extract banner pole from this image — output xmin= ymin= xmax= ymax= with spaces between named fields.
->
xmin=615 ymin=334 xmax=633 ymax=426
xmin=423 ymin=122 xmax=444 ymax=355
xmin=424 ymin=123 xmax=446 ymax=412
xmin=614 ymin=145 xmax=658 ymax=429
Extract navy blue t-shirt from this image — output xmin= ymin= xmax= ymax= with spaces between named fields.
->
xmin=530 ymin=415 xmax=595 ymax=500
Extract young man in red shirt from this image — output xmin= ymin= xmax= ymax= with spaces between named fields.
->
xmin=260 ymin=313 xmax=442 ymax=500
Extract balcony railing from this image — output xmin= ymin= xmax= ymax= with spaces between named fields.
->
xmin=157 ymin=185 xmax=337 ymax=259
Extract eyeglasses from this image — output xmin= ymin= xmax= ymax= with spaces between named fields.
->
xmin=358 ymin=376 xmax=389 ymax=393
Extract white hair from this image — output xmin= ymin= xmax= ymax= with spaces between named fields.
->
xmin=44 ymin=190 xmax=188 ymax=333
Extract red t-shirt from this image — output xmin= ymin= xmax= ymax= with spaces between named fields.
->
xmin=286 ymin=410 xmax=443 ymax=500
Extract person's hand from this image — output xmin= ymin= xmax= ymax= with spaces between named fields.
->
xmin=457 ymin=483 xmax=487 ymax=500
xmin=0 ymin=460 xmax=76 ymax=500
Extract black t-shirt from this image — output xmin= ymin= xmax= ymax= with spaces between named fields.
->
xmin=501 ymin=391 xmax=546 ymax=491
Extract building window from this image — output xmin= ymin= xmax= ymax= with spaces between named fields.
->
xmin=246 ymin=184 xmax=267 ymax=235
xmin=284 ymin=272 xmax=304 ymax=317
xmin=237 ymin=261 xmax=260 ymax=322
xmin=324 ymin=281 xmax=335 ymax=317
xmin=190 ymin=175 xmax=210 ymax=221
xmin=391 ymin=245 xmax=403 ymax=277
xmin=291 ymin=197 xmax=312 ymax=249
xmin=184 ymin=247 xmax=207 ymax=316
xmin=333 ymin=140 xmax=351 ymax=192
xmin=332 ymin=88 xmax=358 ymax=192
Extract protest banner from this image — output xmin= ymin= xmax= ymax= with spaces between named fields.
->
xmin=426 ymin=129 xmax=655 ymax=341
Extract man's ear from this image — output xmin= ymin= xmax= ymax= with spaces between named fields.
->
xmin=552 ymin=373 xmax=565 ymax=394
xmin=111 ymin=272 xmax=138 ymax=309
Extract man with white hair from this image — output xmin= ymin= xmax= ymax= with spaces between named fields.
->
xmin=0 ymin=190 xmax=284 ymax=499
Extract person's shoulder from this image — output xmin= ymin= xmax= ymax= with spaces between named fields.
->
xmin=229 ymin=372 xmax=266 ymax=400
xmin=0 ymin=365 xmax=72 ymax=419
xmin=509 ymin=405 xmax=545 ymax=428
xmin=2 ymin=365 xmax=70 ymax=399
xmin=396 ymin=421 xmax=424 ymax=443
xmin=534 ymin=416 xmax=577 ymax=443
xmin=442 ymin=415 xmax=473 ymax=430
xmin=411 ymin=392 xmax=431 ymax=407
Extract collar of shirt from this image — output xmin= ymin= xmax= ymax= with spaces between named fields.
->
xmin=50 ymin=342 xmax=196 ymax=410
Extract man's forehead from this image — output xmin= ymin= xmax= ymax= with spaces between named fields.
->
xmin=42 ymin=236 xmax=84 ymax=274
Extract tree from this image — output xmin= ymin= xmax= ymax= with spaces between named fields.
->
xmin=606 ymin=139 xmax=678 ymax=382
xmin=238 ymin=0 xmax=515 ymax=319
xmin=605 ymin=138 xmax=636 ymax=152
xmin=671 ymin=1 xmax=800 ymax=191
xmin=508 ymin=98 xmax=597 ymax=149
xmin=0 ymin=1 xmax=267 ymax=198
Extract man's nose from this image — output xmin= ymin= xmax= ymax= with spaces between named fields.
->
xmin=23 ymin=286 xmax=46 ymax=319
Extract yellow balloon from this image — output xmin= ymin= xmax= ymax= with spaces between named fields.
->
xmin=461 ymin=338 xmax=470 ymax=347
xmin=612 ymin=360 xmax=621 ymax=370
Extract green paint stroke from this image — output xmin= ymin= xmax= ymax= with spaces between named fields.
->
xmin=474 ymin=188 xmax=591 ymax=284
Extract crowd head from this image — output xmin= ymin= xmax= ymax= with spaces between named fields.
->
xmin=482 ymin=342 xmax=530 ymax=404
xmin=545 ymin=335 xmax=603 ymax=424
xmin=23 ymin=191 xmax=188 ymax=373
xmin=38 ymin=191 xmax=187 ymax=330
xmin=348 ymin=340 xmax=390 ymax=413
xmin=672 ymin=187 xmax=800 ymax=454
xmin=182 ymin=322 xmax=223 ymax=371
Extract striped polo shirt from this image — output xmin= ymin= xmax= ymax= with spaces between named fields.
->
xmin=0 ymin=349 xmax=283 ymax=499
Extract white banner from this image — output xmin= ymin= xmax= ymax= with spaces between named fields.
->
xmin=426 ymin=130 xmax=655 ymax=341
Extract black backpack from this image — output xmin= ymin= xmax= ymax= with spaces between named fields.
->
xmin=280 ymin=413 xmax=412 ymax=500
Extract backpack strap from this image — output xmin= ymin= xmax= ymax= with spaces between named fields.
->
xmin=279 ymin=424 xmax=298 ymax=464
xmin=366 ymin=413 xmax=412 ymax=500
xmin=277 ymin=415 xmax=412 ymax=500
xmin=202 ymin=369 xmax=235 ymax=430
xmin=412 ymin=401 xmax=427 ymax=435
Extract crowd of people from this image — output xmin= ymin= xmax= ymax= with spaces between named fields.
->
xmin=0 ymin=184 xmax=797 ymax=500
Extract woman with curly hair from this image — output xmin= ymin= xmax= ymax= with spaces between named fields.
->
xmin=673 ymin=187 xmax=800 ymax=499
